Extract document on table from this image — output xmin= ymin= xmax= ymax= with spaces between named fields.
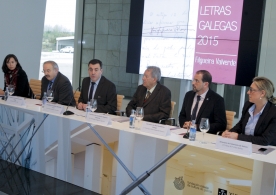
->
xmin=170 ymin=127 xmax=186 ymax=135
xmin=25 ymin=98 xmax=42 ymax=105
xmin=111 ymin=116 xmax=129 ymax=123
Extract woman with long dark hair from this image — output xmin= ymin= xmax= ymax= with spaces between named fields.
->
xmin=1 ymin=54 xmax=33 ymax=98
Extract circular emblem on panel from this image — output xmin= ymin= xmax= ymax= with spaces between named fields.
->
xmin=173 ymin=176 xmax=185 ymax=190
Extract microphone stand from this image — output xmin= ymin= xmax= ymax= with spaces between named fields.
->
xmin=63 ymin=86 xmax=81 ymax=115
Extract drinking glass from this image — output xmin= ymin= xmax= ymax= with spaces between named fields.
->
xmin=7 ymin=85 xmax=15 ymax=96
xmin=90 ymin=99 xmax=97 ymax=112
xmin=199 ymin=118 xmax=210 ymax=144
xmin=46 ymin=90 xmax=54 ymax=102
xmin=135 ymin=107 xmax=144 ymax=129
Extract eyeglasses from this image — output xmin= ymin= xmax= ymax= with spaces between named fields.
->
xmin=248 ymin=87 xmax=260 ymax=93
xmin=42 ymin=69 xmax=52 ymax=73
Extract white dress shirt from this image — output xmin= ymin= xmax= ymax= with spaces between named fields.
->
xmin=190 ymin=89 xmax=208 ymax=118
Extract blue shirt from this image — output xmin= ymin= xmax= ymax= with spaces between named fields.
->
xmin=244 ymin=103 xmax=267 ymax=135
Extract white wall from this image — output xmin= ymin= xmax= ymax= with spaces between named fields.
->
xmin=0 ymin=0 xmax=46 ymax=86
xmin=258 ymin=0 xmax=276 ymax=88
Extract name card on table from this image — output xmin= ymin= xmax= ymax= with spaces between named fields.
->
xmin=141 ymin=122 xmax=170 ymax=136
xmin=216 ymin=137 xmax=252 ymax=155
xmin=6 ymin=96 xmax=26 ymax=106
xmin=86 ymin=112 xmax=112 ymax=126
xmin=43 ymin=103 xmax=64 ymax=114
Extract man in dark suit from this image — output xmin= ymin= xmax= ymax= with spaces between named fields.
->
xmin=41 ymin=61 xmax=75 ymax=106
xmin=77 ymin=59 xmax=117 ymax=114
xmin=126 ymin=66 xmax=171 ymax=123
xmin=179 ymin=70 xmax=226 ymax=134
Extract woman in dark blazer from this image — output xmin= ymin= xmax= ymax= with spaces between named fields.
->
xmin=222 ymin=77 xmax=276 ymax=146
xmin=1 ymin=54 xmax=33 ymax=98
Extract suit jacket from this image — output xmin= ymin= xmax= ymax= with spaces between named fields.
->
xmin=179 ymin=89 xmax=226 ymax=134
xmin=78 ymin=76 xmax=117 ymax=114
xmin=230 ymin=101 xmax=276 ymax=146
xmin=41 ymin=72 xmax=75 ymax=106
xmin=4 ymin=68 xmax=33 ymax=98
xmin=126 ymin=83 xmax=171 ymax=123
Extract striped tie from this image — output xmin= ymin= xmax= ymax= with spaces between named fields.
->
xmin=191 ymin=95 xmax=201 ymax=120
xmin=144 ymin=91 xmax=151 ymax=101
xmin=48 ymin=81 xmax=53 ymax=90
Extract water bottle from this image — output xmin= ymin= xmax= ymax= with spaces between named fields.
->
xmin=4 ymin=90 xmax=8 ymax=101
xmin=129 ymin=109 xmax=135 ymax=128
xmin=189 ymin=120 xmax=196 ymax=141
xmin=86 ymin=101 xmax=91 ymax=117
xmin=42 ymin=92 xmax=47 ymax=107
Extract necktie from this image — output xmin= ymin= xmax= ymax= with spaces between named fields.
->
xmin=48 ymin=81 xmax=53 ymax=90
xmin=191 ymin=95 xmax=201 ymax=120
xmin=88 ymin=82 xmax=95 ymax=101
xmin=144 ymin=91 xmax=151 ymax=101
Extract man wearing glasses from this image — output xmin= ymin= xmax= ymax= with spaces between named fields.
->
xmin=40 ymin=60 xmax=75 ymax=106
xmin=179 ymin=70 xmax=226 ymax=134
xmin=77 ymin=59 xmax=117 ymax=114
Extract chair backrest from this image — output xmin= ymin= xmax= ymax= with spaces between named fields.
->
xmin=74 ymin=91 xmax=81 ymax=104
xmin=170 ymin=101 xmax=176 ymax=118
xmin=226 ymin=110 xmax=236 ymax=130
xmin=159 ymin=101 xmax=177 ymax=126
xmin=117 ymin=94 xmax=125 ymax=111
xmin=29 ymin=79 xmax=41 ymax=99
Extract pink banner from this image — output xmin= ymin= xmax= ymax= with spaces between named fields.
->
xmin=193 ymin=0 xmax=244 ymax=84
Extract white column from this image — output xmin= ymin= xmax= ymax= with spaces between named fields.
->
xmin=46 ymin=157 xmax=57 ymax=177
xmin=83 ymin=143 xmax=103 ymax=193
xmin=251 ymin=161 xmax=276 ymax=195
xmin=30 ymin=112 xmax=45 ymax=173
xmin=11 ymin=109 xmax=20 ymax=164
xmin=57 ymin=118 xmax=72 ymax=182
xmin=115 ymin=131 xmax=136 ymax=194
xmin=131 ymin=134 xmax=168 ymax=195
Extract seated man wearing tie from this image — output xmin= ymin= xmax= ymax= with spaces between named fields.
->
xmin=126 ymin=66 xmax=171 ymax=123
xmin=41 ymin=61 xmax=75 ymax=106
xmin=77 ymin=59 xmax=117 ymax=114
xmin=179 ymin=70 xmax=226 ymax=134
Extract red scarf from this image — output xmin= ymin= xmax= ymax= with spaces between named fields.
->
xmin=5 ymin=68 xmax=19 ymax=89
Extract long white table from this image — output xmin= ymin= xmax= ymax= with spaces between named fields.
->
xmin=0 ymin=98 xmax=275 ymax=195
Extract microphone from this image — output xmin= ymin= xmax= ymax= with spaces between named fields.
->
xmin=63 ymin=86 xmax=81 ymax=115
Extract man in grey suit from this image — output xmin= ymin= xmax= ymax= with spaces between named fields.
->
xmin=41 ymin=61 xmax=75 ymax=106
xmin=126 ymin=66 xmax=171 ymax=123
xmin=179 ymin=70 xmax=226 ymax=134
xmin=77 ymin=59 xmax=117 ymax=114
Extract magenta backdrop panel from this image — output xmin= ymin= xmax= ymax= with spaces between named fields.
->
xmin=193 ymin=0 xmax=244 ymax=84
